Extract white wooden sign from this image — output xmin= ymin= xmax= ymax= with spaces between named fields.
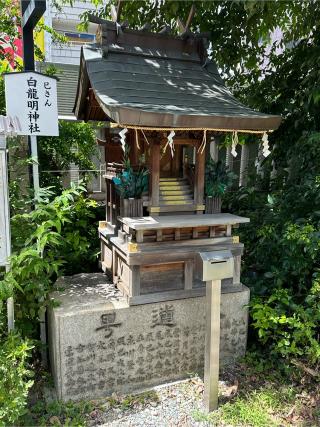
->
xmin=4 ymin=72 xmax=59 ymax=136
xmin=0 ymin=137 xmax=10 ymax=267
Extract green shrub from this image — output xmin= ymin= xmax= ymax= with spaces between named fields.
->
xmin=23 ymin=400 xmax=95 ymax=427
xmin=0 ymin=184 xmax=101 ymax=422
xmin=1 ymin=184 xmax=100 ymax=338
xmin=251 ymin=285 xmax=320 ymax=363
xmin=38 ymin=120 xmax=97 ymax=192
xmin=113 ymin=166 xmax=149 ymax=199
xmin=112 ymin=144 xmax=148 ymax=199
xmin=0 ymin=333 xmax=34 ymax=426
xmin=205 ymin=159 xmax=236 ymax=197
xmin=226 ymin=132 xmax=320 ymax=365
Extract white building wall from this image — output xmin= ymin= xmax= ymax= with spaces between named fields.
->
xmin=43 ymin=1 xmax=107 ymax=199
xmin=51 ymin=45 xmax=82 ymax=65
xmin=51 ymin=0 xmax=98 ymax=23
xmin=45 ymin=0 xmax=99 ymax=65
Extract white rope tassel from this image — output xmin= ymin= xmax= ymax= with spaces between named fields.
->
xmin=167 ymin=130 xmax=175 ymax=157
xmin=135 ymin=129 xmax=140 ymax=150
xmin=119 ymin=128 xmax=128 ymax=152
xmin=231 ymin=131 xmax=238 ymax=157
xmin=262 ymin=131 xmax=271 ymax=157
xmin=198 ymin=130 xmax=207 ymax=154
xmin=141 ymin=129 xmax=150 ymax=145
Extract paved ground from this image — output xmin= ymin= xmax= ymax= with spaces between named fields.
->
xmin=86 ymin=377 xmax=231 ymax=427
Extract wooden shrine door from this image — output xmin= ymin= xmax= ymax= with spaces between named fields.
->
xmin=160 ymin=144 xmax=183 ymax=178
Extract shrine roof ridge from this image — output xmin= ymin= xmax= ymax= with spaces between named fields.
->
xmin=88 ymin=15 xmax=210 ymax=43
xmin=74 ymin=20 xmax=281 ymax=131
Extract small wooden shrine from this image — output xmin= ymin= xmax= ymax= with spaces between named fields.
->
xmin=74 ymin=14 xmax=281 ymax=305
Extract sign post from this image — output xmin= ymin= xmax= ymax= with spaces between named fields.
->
xmin=21 ymin=0 xmax=46 ymax=72
xmin=197 ymin=250 xmax=234 ymax=413
xmin=0 ymin=136 xmax=11 ymax=269
xmin=204 ymin=279 xmax=221 ymax=412
xmin=0 ymin=136 xmax=13 ymax=331
xmin=20 ymin=0 xmax=46 ymax=193
xmin=30 ymin=135 xmax=40 ymax=194
xmin=4 ymin=72 xmax=59 ymax=137
xmin=4 ymin=71 xmax=58 ymax=196
xmin=2 ymin=1 xmax=56 ymax=341
xmin=2 ymin=72 xmax=58 ymax=334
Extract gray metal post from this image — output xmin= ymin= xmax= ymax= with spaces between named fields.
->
xmin=21 ymin=0 xmax=46 ymax=71
xmin=204 ymin=279 xmax=221 ymax=412
xmin=0 ymin=134 xmax=14 ymax=331
xmin=20 ymin=0 xmax=46 ymax=191
xmin=30 ymin=135 xmax=40 ymax=196
xmin=6 ymin=265 xmax=14 ymax=332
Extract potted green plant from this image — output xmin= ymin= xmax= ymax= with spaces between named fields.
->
xmin=112 ymin=150 xmax=148 ymax=217
xmin=205 ymin=159 xmax=235 ymax=213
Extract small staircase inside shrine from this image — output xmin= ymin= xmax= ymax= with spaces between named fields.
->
xmin=159 ymin=178 xmax=194 ymax=211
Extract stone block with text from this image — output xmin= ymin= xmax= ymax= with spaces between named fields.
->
xmin=48 ymin=274 xmax=249 ymax=401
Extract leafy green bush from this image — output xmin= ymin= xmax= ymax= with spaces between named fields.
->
xmin=0 ymin=184 xmax=100 ymax=337
xmin=0 ymin=184 xmax=101 ymax=422
xmin=205 ymin=159 xmax=235 ymax=197
xmin=111 ymin=144 xmax=148 ymax=199
xmin=23 ymin=400 xmax=95 ymax=427
xmin=113 ymin=166 xmax=149 ymax=199
xmin=0 ymin=333 xmax=34 ymax=426
xmin=251 ymin=285 xmax=320 ymax=363
xmin=226 ymin=132 xmax=320 ymax=365
xmin=38 ymin=120 xmax=97 ymax=193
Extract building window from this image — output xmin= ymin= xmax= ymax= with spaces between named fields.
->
xmin=64 ymin=32 xmax=95 ymax=45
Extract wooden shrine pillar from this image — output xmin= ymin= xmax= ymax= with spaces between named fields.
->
xmin=150 ymin=140 xmax=160 ymax=215
xmin=194 ymin=142 xmax=205 ymax=214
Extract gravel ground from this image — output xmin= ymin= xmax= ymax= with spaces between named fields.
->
xmin=86 ymin=377 xmax=229 ymax=427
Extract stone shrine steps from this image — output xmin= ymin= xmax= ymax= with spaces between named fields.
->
xmin=159 ymin=178 xmax=194 ymax=206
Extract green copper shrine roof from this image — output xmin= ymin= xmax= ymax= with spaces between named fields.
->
xmin=74 ymin=23 xmax=281 ymax=131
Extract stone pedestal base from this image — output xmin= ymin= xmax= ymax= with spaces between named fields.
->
xmin=48 ymin=273 xmax=250 ymax=402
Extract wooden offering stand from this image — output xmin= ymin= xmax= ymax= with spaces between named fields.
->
xmin=100 ymin=213 xmax=249 ymax=305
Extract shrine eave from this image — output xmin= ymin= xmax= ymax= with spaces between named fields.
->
xmin=74 ymin=44 xmax=281 ymax=132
